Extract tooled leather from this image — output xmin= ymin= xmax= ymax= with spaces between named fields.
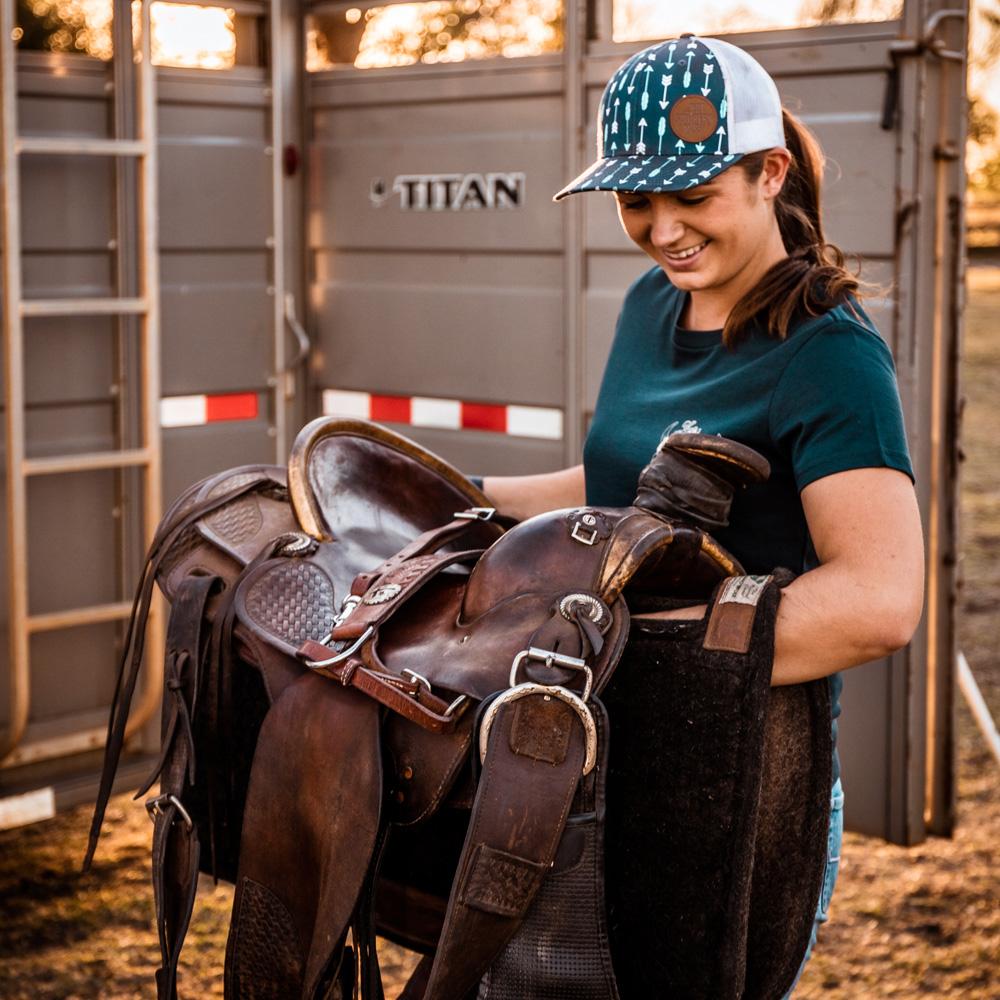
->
xmin=205 ymin=492 xmax=264 ymax=546
xmin=242 ymin=560 xmax=335 ymax=650
xmin=226 ymin=877 xmax=305 ymax=999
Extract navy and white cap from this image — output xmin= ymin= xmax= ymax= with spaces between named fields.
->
xmin=554 ymin=35 xmax=785 ymax=200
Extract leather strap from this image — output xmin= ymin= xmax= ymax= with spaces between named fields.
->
xmin=332 ymin=549 xmax=483 ymax=642
xmin=85 ymin=473 xmax=279 ymax=870
xmin=422 ymin=691 xmax=588 ymax=1000
xmin=298 ymin=642 xmax=465 ymax=733
xmin=349 ymin=512 xmax=502 ymax=596
xmin=147 ymin=573 xmax=217 ymax=1000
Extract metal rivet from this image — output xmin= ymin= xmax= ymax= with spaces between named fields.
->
xmin=394 ymin=790 xmax=405 ymax=803
xmin=401 ymin=766 xmax=414 ymax=781
xmin=582 ymin=514 xmax=596 ymax=526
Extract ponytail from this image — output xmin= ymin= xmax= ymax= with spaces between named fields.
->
xmin=723 ymin=109 xmax=862 ymax=347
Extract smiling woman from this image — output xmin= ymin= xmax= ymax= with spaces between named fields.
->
xmin=481 ymin=32 xmax=924 ymax=996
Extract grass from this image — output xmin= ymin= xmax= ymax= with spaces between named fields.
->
xmin=1 ymin=273 xmax=998 ymax=997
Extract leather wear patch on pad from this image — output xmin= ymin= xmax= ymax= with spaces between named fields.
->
xmin=459 ymin=843 xmax=548 ymax=917
xmin=510 ymin=696 xmax=574 ymax=765
xmin=669 ymin=95 xmax=719 ymax=144
xmin=703 ymin=575 xmax=774 ymax=653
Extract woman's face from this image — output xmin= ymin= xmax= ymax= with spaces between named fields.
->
xmin=613 ymin=150 xmax=790 ymax=299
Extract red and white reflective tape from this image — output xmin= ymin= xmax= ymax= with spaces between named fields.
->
xmin=322 ymin=389 xmax=563 ymax=441
xmin=160 ymin=392 xmax=259 ymax=428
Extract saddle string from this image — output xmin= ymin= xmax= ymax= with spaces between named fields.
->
xmin=84 ymin=475 xmax=278 ymax=871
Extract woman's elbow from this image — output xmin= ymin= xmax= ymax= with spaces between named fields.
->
xmin=875 ymin=584 xmax=924 ymax=655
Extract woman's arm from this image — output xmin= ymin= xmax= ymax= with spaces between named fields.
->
xmin=482 ymin=465 xmax=586 ymax=522
xmin=636 ymin=467 xmax=925 ymax=685
xmin=770 ymin=466 xmax=924 ymax=684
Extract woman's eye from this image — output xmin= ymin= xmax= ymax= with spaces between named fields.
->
xmin=678 ymin=195 xmax=708 ymax=206
xmin=620 ymin=198 xmax=648 ymax=210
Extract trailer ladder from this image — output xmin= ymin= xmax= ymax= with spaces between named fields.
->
xmin=0 ymin=0 xmax=163 ymax=766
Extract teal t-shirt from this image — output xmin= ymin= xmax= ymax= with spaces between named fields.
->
xmin=583 ymin=266 xmax=915 ymax=784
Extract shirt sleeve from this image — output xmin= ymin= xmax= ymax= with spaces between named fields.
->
xmin=768 ymin=321 xmax=915 ymax=492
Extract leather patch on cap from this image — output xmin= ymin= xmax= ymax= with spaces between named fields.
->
xmin=510 ymin=696 xmax=573 ymax=765
xmin=703 ymin=575 xmax=773 ymax=653
xmin=670 ymin=94 xmax=719 ymax=144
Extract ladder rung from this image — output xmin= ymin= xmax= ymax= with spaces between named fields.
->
xmin=21 ymin=297 xmax=148 ymax=318
xmin=28 ymin=601 xmax=134 ymax=634
xmin=23 ymin=448 xmax=153 ymax=476
xmin=16 ymin=137 xmax=147 ymax=157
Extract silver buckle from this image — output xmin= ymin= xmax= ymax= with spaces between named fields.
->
xmin=305 ymin=626 xmax=375 ymax=669
xmin=478 ymin=683 xmax=597 ymax=775
xmin=444 ymin=694 xmax=468 ymax=717
xmin=400 ymin=668 xmax=432 ymax=694
xmin=329 ymin=594 xmax=362 ymax=632
xmin=570 ymin=522 xmax=597 ymax=545
xmin=145 ymin=793 xmax=193 ymax=832
xmin=454 ymin=507 xmax=496 ymax=521
xmin=509 ymin=647 xmax=593 ymax=703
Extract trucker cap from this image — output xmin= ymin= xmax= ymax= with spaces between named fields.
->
xmin=554 ymin=35 xmax=785 ymax=200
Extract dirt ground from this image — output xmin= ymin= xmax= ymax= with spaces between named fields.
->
xmin=1 ymin=274 xmax=998 ymax=998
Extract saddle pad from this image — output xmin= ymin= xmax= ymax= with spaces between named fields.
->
xmin=601 ymin=581 xmax=831 ymax=1000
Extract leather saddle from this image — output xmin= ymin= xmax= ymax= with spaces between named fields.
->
xmin=87 ymin=417 xmax=831 ymax=1000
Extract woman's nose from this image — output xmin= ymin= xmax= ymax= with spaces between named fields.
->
xmin=648 ymin=201 xmax=685 ymax=249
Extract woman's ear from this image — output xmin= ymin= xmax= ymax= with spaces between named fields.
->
xmin=760 ymin=147 xmax=792 ymax=200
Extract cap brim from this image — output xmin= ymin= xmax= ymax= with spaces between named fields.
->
xmin=553 ymin=152 xmax=744 ymax=201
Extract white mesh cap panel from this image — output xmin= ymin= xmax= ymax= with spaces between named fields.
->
xmin=703 ymin=38 xmax=785 ymax=153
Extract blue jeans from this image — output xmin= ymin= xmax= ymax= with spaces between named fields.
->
xmin=781 ymin=778 xmax=844 ymax=998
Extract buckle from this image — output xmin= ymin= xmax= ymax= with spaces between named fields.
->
xmin=400 ymin=668 xmax=432 ymax=695
xmin=570 ymin=522 xmax=598 ymax=545
xmin=145 ymin=793 xmax=193 ymax=831
xmin=509 ymin=647 xmax=593 ymax=702
xmin=454 ymin=507 xmax=496 ymax=522
xmin=305 ymin=626 xmax=375 ymax=668
xmin=478 ymin=683 xmax=597 ymax=776
xmin=330 ymin=594 xmax=362 ymax=629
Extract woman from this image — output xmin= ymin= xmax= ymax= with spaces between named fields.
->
xmin=476 ymin=34 xmax=924 ymax=991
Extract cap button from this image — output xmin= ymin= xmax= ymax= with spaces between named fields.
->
xmin=679 ymin=32 xmax=696 ymax=38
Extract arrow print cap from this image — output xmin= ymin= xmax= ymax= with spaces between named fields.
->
xmin=554 ymin=35 xmax=785 ymax=199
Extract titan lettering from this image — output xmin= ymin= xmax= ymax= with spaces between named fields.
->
xmin=371 ymin=172 xmax=526 ymax=211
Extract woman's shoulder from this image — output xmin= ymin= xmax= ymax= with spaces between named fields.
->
xmin=778 ymin=299 xmax=894 ymax=365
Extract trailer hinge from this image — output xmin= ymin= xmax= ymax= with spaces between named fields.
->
xmin=881 ymin=9 xmax=966 ymax=130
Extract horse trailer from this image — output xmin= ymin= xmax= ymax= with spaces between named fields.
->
xmin=0 ymin=0 xmax=967 ymax=844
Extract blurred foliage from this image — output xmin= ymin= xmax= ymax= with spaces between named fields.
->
xmin=969 ymin=0 xmax=1000 ymax=199
xmin=14 ymin=0 xmax=238 ymax=69
xmin=307 ymin=0 xmax=563 ymax=71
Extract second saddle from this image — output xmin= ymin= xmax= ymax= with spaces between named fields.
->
xmin=87 ymin=417 xmax=832 ymax=999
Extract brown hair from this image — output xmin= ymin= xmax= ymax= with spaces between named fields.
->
xmin=723 ymin=109 xmax=861 ymax=347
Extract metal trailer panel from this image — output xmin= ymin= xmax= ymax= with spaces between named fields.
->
xmin=160 ymin=253 xmax=275 ymax=395
xmin=162 ymin=419 xmax=276 ymax=504
xmin=374 ymin=424 xmax=565 ymax=477
xmin=312 ymin=251 xmax=565 ymax=405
